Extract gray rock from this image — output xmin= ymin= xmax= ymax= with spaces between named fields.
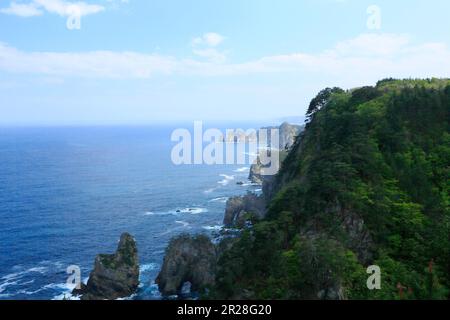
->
xmin=77 ymin=233 xmax=139 ymax=300
xmin=249 ymin=122 xmax=304 ymax=185
xmin=279 ymin=122 xmax=303 ymax=150
xmin=223 ymin=193 xmax=266 ymax=228
xmin=248 ymin=159 xmax=264 ymax=185
xmin=156 ymin=234 xmax=216 ymax=296
xmin=259 ymin=122 xmax=303 ymax=150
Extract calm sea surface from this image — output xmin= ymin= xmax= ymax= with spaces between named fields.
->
xmin=0 ymin=124 xmax=263 ymax=299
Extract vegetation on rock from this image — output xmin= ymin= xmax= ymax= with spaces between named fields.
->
xmin=209 ymin=78 xmax=450 ymax=300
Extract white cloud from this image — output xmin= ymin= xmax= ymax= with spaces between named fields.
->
xmin=0 ymin=33 xmax=449 ymax=84
xmin=0 ymin=0 xmax=104 ymax=18
xmin=192 ymin=48 xmax=227 ymax=64
xmin=0 ymin=2 xmax=43 ymax=17
xmin=332 ymin=33 xmax=410 ymax=57
xmin=0 ymin=43 xmax=176 ymax=78
xmin=192 ymin=33 xmax=225 ymax=47
xmin=191 ymin=32 xmax=227 ymax=62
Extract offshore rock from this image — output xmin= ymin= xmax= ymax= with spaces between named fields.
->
xmin=156 ymin=234 xmax=216 ymax=296
xmin=76 ymin=233 xmax=139 ymax=300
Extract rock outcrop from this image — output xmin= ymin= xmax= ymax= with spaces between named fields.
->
xmin=278 ymin=122 xmax=304 ymax=150
xmin=223 ymin=193 xmax=266 ymax=228
xmin=249 ymin=122 xmax=303 ymax=185
xmin=260 ymin=121 xmax=303 ymax=150
xmin=156 ymin=234 xmax=216 ymax=296
xmin=75 ymin=233 xmax=140 ymax=300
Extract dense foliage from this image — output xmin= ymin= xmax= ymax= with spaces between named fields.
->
xmin=210 ymin=79 xmax=450 ymax=300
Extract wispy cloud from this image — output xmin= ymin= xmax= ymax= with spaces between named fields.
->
xmin=0 ymin=2 xmax=43 ymax=17
xmin=192 ymin=33 xmax=225 ymax=47
xmin=0 ymin=33 xmax=449 ymax=84
xmin=0 ymin=0 xmax=104 ymax=18
xmin=191 ymin=32 xmax=227 ymax=63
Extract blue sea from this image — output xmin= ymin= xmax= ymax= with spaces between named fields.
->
xmin=0 ymin=124 xmax=265 ymax=300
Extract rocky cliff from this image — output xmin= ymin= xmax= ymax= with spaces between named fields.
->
xmin=223 ymin=193 xmax=266 ymax=228
xmin=156 ymin=234 xmax=216 ymax=296
xmin=74 ymin=233 xmax=140 ymax=300
xmin=249 ymin=122 xmax=303 ymax=185
xmin=210 ymin=79 xmax=450 ymax=300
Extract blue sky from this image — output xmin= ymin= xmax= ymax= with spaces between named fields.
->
xmin=1 ymin=0 xmax=450 ymax=125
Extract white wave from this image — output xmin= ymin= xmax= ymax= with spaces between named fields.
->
xmin=175 ymin=221 xmax=190 ymax=227
xmin=234 ymin=167 xmax=249 ymax=173
xmin=49 ymin=282 xmax=80 ymax=301
xmin=53 ymin=292 xmax=80 ymax=301
xmin=172 ymin=207 xmax=208 ymax=215
xmin=0 ymin=266 xmax=48 ymax=294
xmin=16 ymin=288 xmax=43 ymax=295
xmin=143 ymin=211 xmax=176 ymax=216
xmin=144 ymin=206 xmax=207 ymax=216
xmin=209 ymin=197 xmax=228 ymax=203
xmin=44 ymin=282 xmax=75 ymax=291
xmin=1 ymin=272 xmax=21 ymax=281
xmin=204 ymin=187 xmax=217 ymax=194
xmin=116 ymin=293 xmax=137 ymax=300
xmin=140 ymin=263 xmax=159 ymax=273
xmin=202 ymin=225 xmax=223 ymax=231
xmin=0 ymin=280 xmax=18 ymax=293
xmin=218 ymin=174 xmax=235 ymax=186
xmin=26 ymin=267 xmax=48 ymax=274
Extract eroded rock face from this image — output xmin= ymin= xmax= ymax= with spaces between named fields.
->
xmin=76 ymin=233 xmax=139 ymax=300
xmin=249 ymin=122 xmax=304 ymax=185
xmin=223 ymin=193 xmax=266 ymax=228
xmin=338 ymin=209 xmax=374 ymax=264
xmin=156 ymin=234 xmax=216 ymax=296
xmin=278 ymin=122 xmax=303 ymax=150
xmin=260 ymin=122 xmax=303 ymax=150
xmin=248 ymin=160 xmax=264 ymax=185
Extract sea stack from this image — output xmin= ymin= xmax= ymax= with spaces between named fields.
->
xmin=75 ymin=232 xmax=140 ymax=300
xmin=156 ymin=234 xmax=216 ymax=296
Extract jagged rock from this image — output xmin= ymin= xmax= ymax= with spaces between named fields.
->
xmin=278 ymin=122 xmax=303 ymax=150
xmin=248 ymin=159 xmax=264 ymax=185
xmin=223 ymin=193 xmax=266 ymax=227
xmin=249 ymin=122 xmax=304 ymax=185
xmin=71 ymin=282 xmax=87 ymax=297
xmin=259 ymin=122 xmax=303 ymax=150
xmin=76 ymin=233 xmax=139 ymax=300
xmin=156 ymin=234 xmax=216 ymax=296
xmin=337 ymin=208 xmax=374 ymax=264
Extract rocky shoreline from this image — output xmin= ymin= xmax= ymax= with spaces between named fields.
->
xmin=76 ymin=122 xmax=303 ymax=300
xmin=155 ymin=122 xmax=303 ymax=298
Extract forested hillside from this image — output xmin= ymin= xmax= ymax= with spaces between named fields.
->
xmin=210 ymin=79 xmax=450 ymax=300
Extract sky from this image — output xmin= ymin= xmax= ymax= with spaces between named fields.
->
xmin=0 ymin=0 xmax=450 ymax=126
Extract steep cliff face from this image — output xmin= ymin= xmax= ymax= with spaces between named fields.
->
xmin=210 ymin=79 xmax=450 ymax=300
xmin=75 ymin=233 xmax=140 ymax=300
xmin=278 ymin=122 xmax=304 ymax=150
xmin=223 ymin=193 xmax=266 ymax=228
xmin=249 ymin=122 xmax=304 ymax=185
xmin=156 ymin=234 xmax=216 ymax=296
xmin=259 ymin=122 xmax=303 ymax=150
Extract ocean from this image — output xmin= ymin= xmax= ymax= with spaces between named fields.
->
xmin=0 ymin=124 xmax=264 ymax=300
